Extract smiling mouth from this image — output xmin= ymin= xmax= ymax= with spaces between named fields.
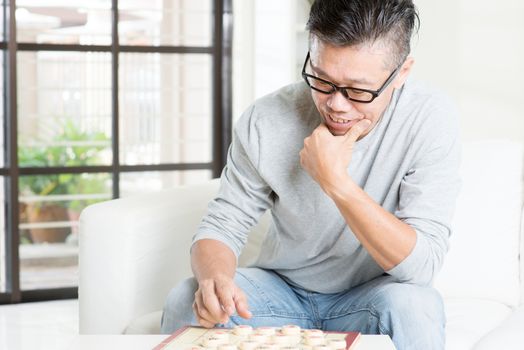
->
xmin=328 ymin=114 xmax=352 ymax=124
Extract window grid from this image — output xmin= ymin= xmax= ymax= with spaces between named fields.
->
xmin=0 ymin=0 xmax=232 ymax=303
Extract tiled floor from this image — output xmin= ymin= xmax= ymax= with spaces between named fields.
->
xmin=0 ymin=299 xmax=78 ymax=350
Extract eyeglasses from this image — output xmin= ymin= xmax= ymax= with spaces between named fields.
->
xmin=301 ymin=52 xmax=402 ymax=104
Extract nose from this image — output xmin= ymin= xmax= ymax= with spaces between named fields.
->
xmin=326 ymin=90 xmax=355 ymax=113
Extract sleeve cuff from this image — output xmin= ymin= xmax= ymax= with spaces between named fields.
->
xmin=191 ymin=230 xmax=243 ymax=259
xmin=385 ymin=230 xmax=432 ymax=285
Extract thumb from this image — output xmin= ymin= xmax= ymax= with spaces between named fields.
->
xmin=344 ymin=119 xmax=371 ymax=144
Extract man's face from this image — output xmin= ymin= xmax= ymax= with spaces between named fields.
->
xmin=307 ymin=38 xmax=412 ymax=137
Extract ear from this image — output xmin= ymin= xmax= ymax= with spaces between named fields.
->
xmin=392 ymin=57 xmax=415 ymax=89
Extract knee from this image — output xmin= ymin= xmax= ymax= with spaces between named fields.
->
xmin=373 ymin=283 xmax=445 ymax=328
xmin=161 ymin=277 xmax=198 ymax=334
xmin=371 ymin=284 xmax=445 ymax=350
xmin=163 ymin=277 xmax=198 ymax=315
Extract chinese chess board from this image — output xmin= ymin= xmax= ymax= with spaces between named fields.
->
xmin=154 ymin=325 xmax=361 ymax=350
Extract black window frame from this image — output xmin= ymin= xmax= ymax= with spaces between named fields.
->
xmin=0 ymin=0 xmax=232 ymax=304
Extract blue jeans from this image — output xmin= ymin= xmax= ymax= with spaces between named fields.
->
xmin=161 ymin=268 xmax=445 ymax=350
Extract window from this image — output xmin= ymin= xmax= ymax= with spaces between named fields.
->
xmin=1 ymin=0 xmax=232 ymax=303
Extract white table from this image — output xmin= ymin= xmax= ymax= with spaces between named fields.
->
xmin=63 ymin=335 xmax=396 ymax=350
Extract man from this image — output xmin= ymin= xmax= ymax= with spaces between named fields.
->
xmin=161 ymin=0 xmax=460 ymax=349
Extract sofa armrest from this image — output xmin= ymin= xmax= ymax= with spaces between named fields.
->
xmin=79 ymin=179 xmax=220 ymax=334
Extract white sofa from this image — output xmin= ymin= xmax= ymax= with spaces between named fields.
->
xmin=79 ymin=140 xmax=524 ymax=349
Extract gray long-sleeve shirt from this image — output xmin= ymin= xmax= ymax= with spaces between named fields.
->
xmin=193 ymin=79 xmax=461 ymax=293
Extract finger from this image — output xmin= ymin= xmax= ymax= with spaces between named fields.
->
xmin=194 ymin=293 xmax=217 ymax=324
xmin=299 ymin=149 xmax=306 ymax=167
xmin=215 ymin=281 xmax=236 ymax=319
xmin=315 ymin=122 xmax=330 ymax=134
xmin=233 ymin=287 xmax=252 ymax=319
xmin=193 ymin=302 xmax=215 ymax=328
xmin=344 ymin=119 xmax=371 ymax=144
xmin=200 ymin=282 xmax=227 ymax=322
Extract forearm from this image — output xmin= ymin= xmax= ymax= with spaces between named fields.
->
xmin=325 ymin=177 xmax=416 ymax=271
xmin=190 ymin=239 xmax=252 ymax=326
xmin=191 ymin=239 xmax=237 ymax=283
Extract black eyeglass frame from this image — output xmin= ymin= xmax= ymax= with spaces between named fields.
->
xmin=301 ymin=52 xmax=402 ymax=104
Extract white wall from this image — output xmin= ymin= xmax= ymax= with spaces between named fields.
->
xmin=411 ymin=0 xmax=524 ymax=142
xmin=232 ymin=0 xmax=255 ymax=123
xmin=232 ymin=0 xmax=310 ymax=123
xmin=233 ymin=1 xmax=524 ymax=143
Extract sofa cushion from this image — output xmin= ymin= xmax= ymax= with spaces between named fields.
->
xmin=473 ymin=305 xmax=524 ymax=349
xmin=444 ymin=298 xmax=512 ymax=350
xmin=434 ymin=140 xmax=523 ymax=307
xmin=124 ymin=311 xmax=162 ymax=334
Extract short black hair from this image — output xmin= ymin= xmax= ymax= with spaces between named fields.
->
xmin=306 ymin=0 xmax=419 ymax=68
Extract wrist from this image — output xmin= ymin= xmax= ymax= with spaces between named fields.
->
xmin=323 ymin=174 xmax=359 ymax=202
xmin=191 ymin=239 xmax=237 ymax=282
xmin=197 ymin=272 xmax=230 ymax=284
